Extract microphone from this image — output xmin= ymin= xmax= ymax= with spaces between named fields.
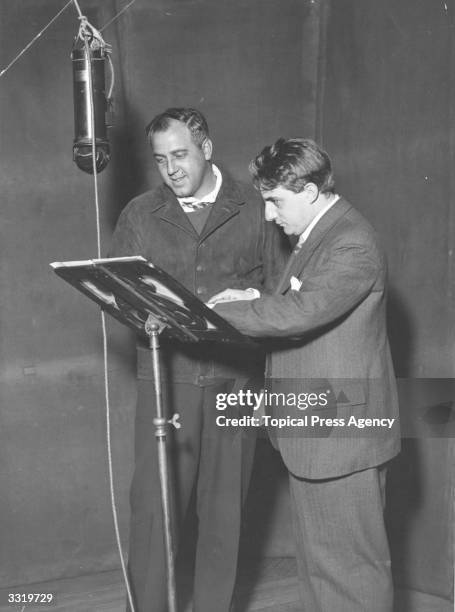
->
xmin=72 ymin=41 xmax=111 ymax=173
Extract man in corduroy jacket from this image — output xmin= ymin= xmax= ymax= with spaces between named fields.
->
xmin=110 ymin=107 xmax=288 ymax=612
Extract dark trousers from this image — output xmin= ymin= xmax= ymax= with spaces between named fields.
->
xmin=127 ymin=379 xmax=256 ymax=612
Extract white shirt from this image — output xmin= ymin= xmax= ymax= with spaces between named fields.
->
xmin=177 ymin=164 xmax=222 ymax=212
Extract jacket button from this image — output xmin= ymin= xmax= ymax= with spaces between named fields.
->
xmin=196 ymin=264 xmax=203 ymax=272
xmin=196 ymin=286 xmax=206 ymax=295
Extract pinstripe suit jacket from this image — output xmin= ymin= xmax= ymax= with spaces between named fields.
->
xmin=215 ymin=197 xmax=400 ymax=479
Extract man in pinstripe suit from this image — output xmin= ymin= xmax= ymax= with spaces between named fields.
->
xmin=210 ymin=138 xmax=400 ymax=612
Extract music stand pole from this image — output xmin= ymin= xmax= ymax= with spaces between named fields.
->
xmin=145 ymin=315 xmax=178 ymax=612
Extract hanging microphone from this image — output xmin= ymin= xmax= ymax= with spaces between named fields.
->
xmin=72 ymin=38 xmax=111 ymax=173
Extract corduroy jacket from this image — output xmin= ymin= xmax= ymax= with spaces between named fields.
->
xmin=110 ymin=166 xmax=289 ymax=384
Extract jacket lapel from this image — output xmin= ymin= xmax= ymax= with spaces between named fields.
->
xmin=199 ymin=170 xmax=245 ymax=242
xmin=152 ymin=168 xmax=244 ymax=242
xmin=276 ymin=198 xmax=352 ymax=294
xmin=199 ymin=200 xmax=242 ymax=242
xmin=154 ymin=188 xmax=199 ymax=238
xmin=274 ymin=248 xmax=302 ymax=294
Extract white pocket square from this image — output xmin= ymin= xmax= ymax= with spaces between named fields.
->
xmin=290 ymin=276 xmax=302 ymax=291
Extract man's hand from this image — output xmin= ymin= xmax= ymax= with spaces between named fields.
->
xmin=207 ymin=287 xmax=259 ymax=308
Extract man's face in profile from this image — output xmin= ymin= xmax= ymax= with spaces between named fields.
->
xmin=262 ymin=184 xmax=318 ymax=236
xmin=151 ymin=119 xmax=213 ymax=199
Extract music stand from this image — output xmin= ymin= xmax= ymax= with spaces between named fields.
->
xmin=50 ymin=255 xmax=248 ymax=612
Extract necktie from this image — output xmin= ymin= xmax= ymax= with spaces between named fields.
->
xmin=179 ymin=200 xmax=213 ymax=212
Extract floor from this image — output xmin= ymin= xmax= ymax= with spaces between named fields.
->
xmin=0 ymin=558 xmax=452 ymax=612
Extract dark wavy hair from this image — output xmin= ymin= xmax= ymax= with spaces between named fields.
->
xmin=249 ymin=137 xmax=335 ymax=194
xmin=145 ymin=107 xmax=209 ymax=148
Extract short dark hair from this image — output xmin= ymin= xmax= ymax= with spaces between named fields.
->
xmin=145 ymin=107 xmax=209 ymax=147
xmin=249 ymin=137 xmax=335 ymax=194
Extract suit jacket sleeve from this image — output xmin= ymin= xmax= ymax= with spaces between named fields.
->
xmin=214 ymin=240 xmax=383 ymax=337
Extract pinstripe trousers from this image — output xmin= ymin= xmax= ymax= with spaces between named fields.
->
xmin=289 ymin=465 xmax=393 ymax=612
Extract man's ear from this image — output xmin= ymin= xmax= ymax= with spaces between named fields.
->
xmin=305 ymin=182 xmax=319 ymax=203
xmin=202 ymin=138 xmax=213 ymax=161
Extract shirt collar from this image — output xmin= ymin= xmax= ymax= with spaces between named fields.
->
xmin=177 ymin=164 xmax=222 ymax=209
xmin=296 ymin=194 xmax=340 ymax=249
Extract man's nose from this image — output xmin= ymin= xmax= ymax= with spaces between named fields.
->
xmin=167 ymin=158 xmax=177 ymax=175
xmin=265 ymin=202 xmax=277 ymax=221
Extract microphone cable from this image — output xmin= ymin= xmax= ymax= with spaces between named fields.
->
xmin=72 ymin=2 xmax=136 ymax=610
